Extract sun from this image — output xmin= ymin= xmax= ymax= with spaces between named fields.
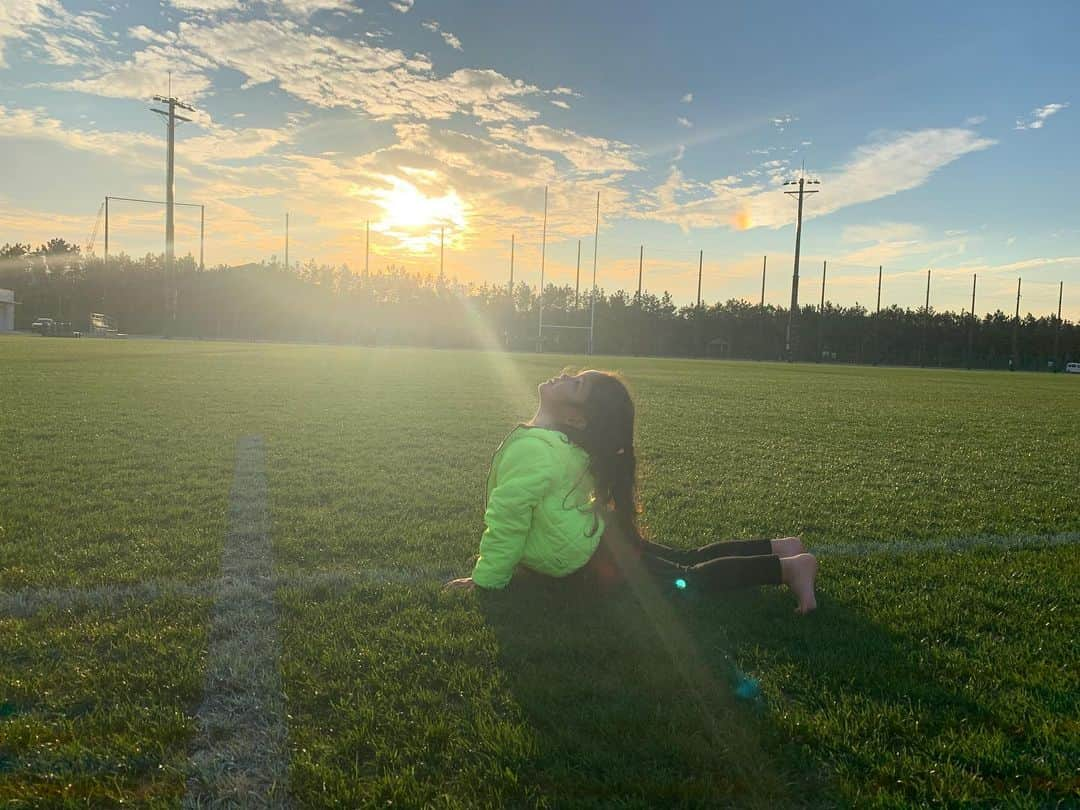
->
xmin=369 ymin=175 xmax=468 ymax=253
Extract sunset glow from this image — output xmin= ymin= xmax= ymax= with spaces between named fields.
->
xmin=368 ymin=176 xmax=468 ymax=253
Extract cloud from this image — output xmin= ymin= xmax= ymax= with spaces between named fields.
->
xmin=389 ymin=0 xmax=413 ymax=11
xmin=487 ymin=124 xmax=639 ymax=174
xmin=0 ymin=104 xmax=158 ymax=160
xmin=1015 ymin=102 xmax=1068 ymax=130
xmin=1006 ymin=235 xmax=1016 ymax=246
xmin=551 ymin=99 xmax=570 ymax=109
xmin=842 ymin=222 xmax=925 ymax=244
xmin=681 ymin=92 xmax=693 ymax=103
xmin=79 ymin=18 xmax=543 ymax=124
xmin=677 ymin=117 xmax=693 ymax=128
xmin=635 ymin=127 xmax=995 ymax=232
xmin=421 ymin=19 xmax=462 ymax=51
xmin=771 ymin=114 xmax=797 ymax=131
xmin=964 ymin=115 xmax=986 ymax=126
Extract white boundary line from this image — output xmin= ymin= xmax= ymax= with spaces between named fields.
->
xmin=2 ymin=533 xmax=1077 ymax=619
xmin=183 ymin=435 xmax=292 ymax=809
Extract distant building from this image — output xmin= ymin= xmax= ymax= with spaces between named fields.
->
xmin=0 ymin=289 xmax=15 ymax=331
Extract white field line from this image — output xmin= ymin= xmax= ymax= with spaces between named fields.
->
xmin=821 ymin=531 xmax=1080 ymax=557
xmin=183 ymin=435 xmax=291 ymax=809
xmin=0 ymin=568 xmax=456 ymax=619
xmin=3 ymin=531 xmax=1077 ymax=620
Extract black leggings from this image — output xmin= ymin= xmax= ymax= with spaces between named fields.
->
xmin=572 ymin=534 xmax=782 ymax=593
xmin=637 ymin=537 xmax=782 ymax=590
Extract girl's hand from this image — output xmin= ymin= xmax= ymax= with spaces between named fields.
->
xmin=443 ymin=576 xmax=476 ymax=592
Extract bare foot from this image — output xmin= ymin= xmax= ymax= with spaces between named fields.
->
xmin=770 ymin=536 xmax=805 ymax=557
xmin=780 ymin=553 xmax=818 ymax=615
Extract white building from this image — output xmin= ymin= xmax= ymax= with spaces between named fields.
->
xmin=0 ymin=289 xmax=15 ymax=331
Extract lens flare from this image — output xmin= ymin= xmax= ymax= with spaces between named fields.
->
xmin=674 ymin=578 xmax=687 ymax=590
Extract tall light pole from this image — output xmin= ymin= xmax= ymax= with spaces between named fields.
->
xmin=782 ymin=174 xmax=820 ymax=361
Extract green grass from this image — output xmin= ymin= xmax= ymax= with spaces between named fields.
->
xmin=1 ymin=334 xmax=1077 ymax=807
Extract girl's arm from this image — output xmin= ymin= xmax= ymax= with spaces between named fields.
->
xmin=470 ymin=437 xmax=557 ymax=590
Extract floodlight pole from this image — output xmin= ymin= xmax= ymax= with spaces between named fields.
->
xmin=783 ymin=175 xmax=819 ymax=361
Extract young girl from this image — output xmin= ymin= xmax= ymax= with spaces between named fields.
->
xmin=444 ymin=369 xmax=818 ymax=614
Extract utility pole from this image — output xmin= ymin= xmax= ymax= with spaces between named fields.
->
xmin=589 ymin=191 xmax=600 ymax=355
xmin=967 ymin=274 xmax=977 ymax=369
xmin=760 ymin=255 xmax=766 ymax=307
xmin=439 ymin=225 xmax=445 ymax=280
xmin=817 ymin=260 xmax=827 ymax=361
xmin=637 ymin=245 xmax=644 ymax=300
xmin=509 ymin=233 xmax=515 ymax=295
xmin=782 ymin=174 xmax=820 ymax=361
xmin=875 ymin=265 xmax=882 ymax=364
xmin=538 ymin=186 xmax=548 ymax=351
xmin=1012 ymin=278 xmax=1021 ymax=370
xmin=284 ymin=213 xmax=289 ymax=270
xmin=920 ymin=269 xmax=931 ymax=367
xmin=104 ymin=196 xmax=109 ymax=274
xmin=199 ymin=205 xmax=205 ymax=271
xmin=575 ymin=239 xmax=581 ymax=308
xmin=1052 ymin=281 xmax=1063 ymax=370
xmin=696 ymin=249 xmax=703 ymax=307
xmin=150 ymin=88 xmax=194 ymax=273
xmin=365 ymin=219 xmax=370 ymax=277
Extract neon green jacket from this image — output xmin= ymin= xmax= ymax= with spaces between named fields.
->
xmin=471 ymin=425 xmax=605 ymax=589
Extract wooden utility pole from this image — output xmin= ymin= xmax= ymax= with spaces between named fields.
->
xmin=696 ymin=249 xmax=703 ymax=307
xmin=537 ymin=186 xmax=548 ymax=351
xmin=874 ymin=265 xmax=882 ymax=364
xmin=817 ymin=260 xmax=827 ymax=361
xmin=284 ymin=212 xmax=289 ymax=270
xmin=760 ymin=255 xmax=767 ymax=307
xmin=365 ymin=220 xmax=370 ymax=276
xmin=588 ymin=191 xmax=599 ymax=355
xmin=1052 ymin=281 xmax=1063 ymax=370
xmin=1011 ymin=278 xmax=1021 ymax=370
xmin=967 ymin=274 xmax=977 ymax=369
xmin=575 ymin=239 xmax=581 ymax=308
xmin=637 ymin=245 xmax=644 ymax=300
xmin=509 ymin=233 xmax=515 ymax=294
xmin=919 ymin=268 xmax=931 ymax=367
xmin=782 ymin=175 xmax=820 ymax=361
xmin=199 ymin=205 xmax=205 ymax=271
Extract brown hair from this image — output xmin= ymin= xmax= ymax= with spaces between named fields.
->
xmin=556 ymin=369 xmax=643 ymax=545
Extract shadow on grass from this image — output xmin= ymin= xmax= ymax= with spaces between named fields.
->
xmin=477 ymin=563 xmax=997 ymax=809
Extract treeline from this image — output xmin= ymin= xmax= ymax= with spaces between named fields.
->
xmin=1 ymin=241 xmax=1076 ymax=370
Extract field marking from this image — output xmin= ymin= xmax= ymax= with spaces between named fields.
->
xmin=821 ymin=531 xmax=1080 ymax=557
xmin=183 ymin=435 xmax=292 ymax=809
xmin=3 ymin=531 xmax=1078 ymax=620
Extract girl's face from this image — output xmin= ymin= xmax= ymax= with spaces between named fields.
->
xmin=538 ymin=369 xmax=602 ymax=426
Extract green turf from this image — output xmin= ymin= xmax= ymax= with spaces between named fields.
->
xmin=1 ymin=335 xmax=1077 ymax=807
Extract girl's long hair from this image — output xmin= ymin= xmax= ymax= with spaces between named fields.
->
xmin=557 ymin=369 xmax=643 ymax=545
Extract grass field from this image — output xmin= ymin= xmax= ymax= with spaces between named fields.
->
xmin=1 ymin=335 xmax=1077 ymax=808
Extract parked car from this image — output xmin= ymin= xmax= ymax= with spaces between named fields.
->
xmin=1066 ymin=362 xmax=1080 ymax=374
xmin=30 ymin=317 xmax=55 ymax=335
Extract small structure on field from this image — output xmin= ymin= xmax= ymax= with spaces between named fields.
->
xmin=0 ymin=289 xmax=15 ymax=331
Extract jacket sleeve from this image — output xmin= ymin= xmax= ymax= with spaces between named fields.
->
xmin=471 ymin=437 xmax=557 ymax=590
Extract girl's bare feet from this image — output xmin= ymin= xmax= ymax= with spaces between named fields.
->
xmin=770 ymin=536 xmax=805 ymax=557
xmin=780 ymin=553 xmax=818 ymax=615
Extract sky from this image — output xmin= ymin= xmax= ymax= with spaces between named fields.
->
xmin=1 ymin=0 xmax=1078 ymax=318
